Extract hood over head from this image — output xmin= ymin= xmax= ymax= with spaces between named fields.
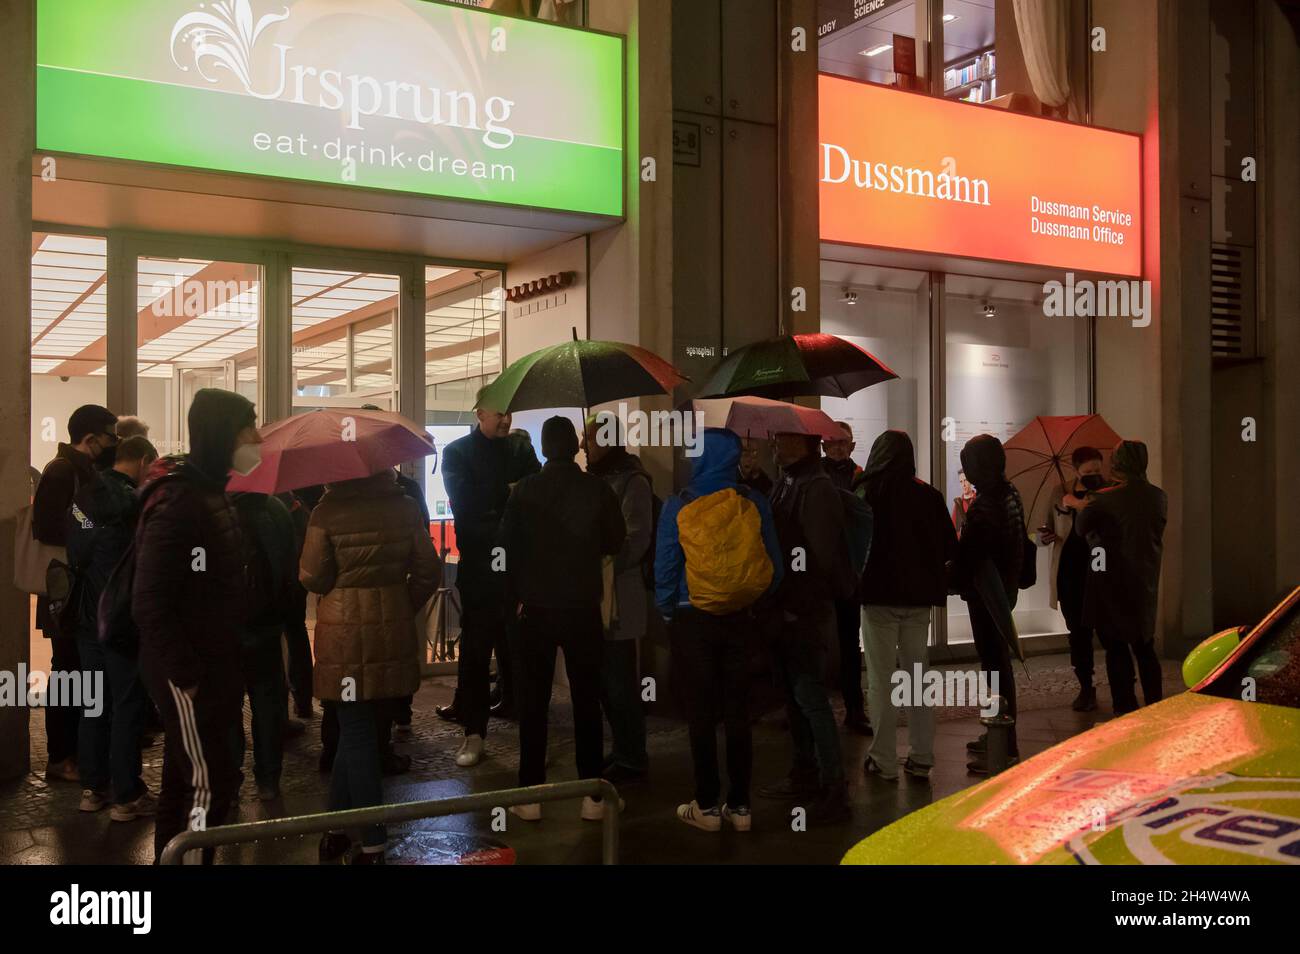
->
xmin=690 ymin=427 xmax=743 ymax=487
xmin=959 ymin=434 xmax=1007 ymax=492
xmin=188 ymin=388 xmax=256 ymax=487
xmin=857 ymin=430 xmax=915 ymax=500
xmin=1111 ymin=439 xmax=1149 ymax=480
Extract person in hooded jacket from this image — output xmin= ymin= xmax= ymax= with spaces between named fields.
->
xmin=952 ymin=434 xmax=1027 ymax=775
xmin=133 ymin=388 xmax=263 ymax=863
xmin=583 ymin=413 xmax=653 ymax=784
xmin=657 ymin=428 xmax=784 ymax=832
xmin=1076 ymin=440 xmax=1168 ymax=714
xmin=855 ymin=431 xmax=957 ymax=780
xmin=66 ymin=435 xmax=158 ymax=821
xmin=301 ymin=467 xmax=442 ymax=864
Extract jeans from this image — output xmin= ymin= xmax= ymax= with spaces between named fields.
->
xmin=862 ymin=605 xmax=935 ymax=770
xmin=772 ymin=606 xmax=844 ymax=786
xmin=1097 ymin=627 xmax=1163 ymax=712
xmin=238 ymin=626 xmax=286 ymax=787
xmin=283 ymin=585 xmax=314 ymax=715
xmin=330 ymin=700 xmax=387 ymax=849
xmin=600 ymin=638 xmax=648 ymax=772
xmin=457 ymin=590 xmax=505 ymax=739
xmin=671 ymin=607 xmax=752 ymax=809
xmin=834 ymin=598 xmax=866 ymax=718
xmin=966 ymin=595 xmax=1018 ymax=754
xmin=76 ymin=635 xmax=149 ymax=804
xmin=517 ymin=605 xmax=604 ymax=788
xmin=46 ymin=632 xmax=82 ymax=764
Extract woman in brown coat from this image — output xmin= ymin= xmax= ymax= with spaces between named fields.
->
xmin=300 ymin=469 xmax=441 ymax=864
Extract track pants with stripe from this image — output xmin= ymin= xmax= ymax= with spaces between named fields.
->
xmin=145 ymin=671 xmax=243 ymax=863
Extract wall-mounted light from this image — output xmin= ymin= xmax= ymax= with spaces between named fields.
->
xmin=860 ymin=44 xmax=892 ymax=57
xmin=982 ymin=301 xmax=997 ymax=319
xmin=841 ymin=288 xmax=859 ymax=305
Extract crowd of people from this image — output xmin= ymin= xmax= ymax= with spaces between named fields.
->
xmin=26 ymin=388 xmax=1168 ymax=862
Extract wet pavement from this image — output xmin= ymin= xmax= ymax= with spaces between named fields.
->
xmin=0 ymin=652 xmax=1183 ymax=865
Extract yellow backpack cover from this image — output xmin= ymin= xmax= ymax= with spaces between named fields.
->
xmin=677 ymin=488 xmax=773 ymax=615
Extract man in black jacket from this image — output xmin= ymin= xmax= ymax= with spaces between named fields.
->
xmin=953 ymin=434 xmax=1026 ymax=775
xmin=133 ymin=388 xmax=262 ymax=862
xmin=498 ymin=417 xmax=625 ymax=821
xmin=32 ymin=403 xmax=118 ymax=783
xmin=67 ymin=435 xmax=158 ymax=820
xmin=1077 ymin=440 xmax=1168 ymax=714
xmin=760 ymin=432 xmax=856 ymax=823
xmin=856 ymin=431 xmax=957 ymax=780
xmin=823 ymin=422 xmax=870 ymax=735
xmin=441 ymin=397 xmax=540 ymax=766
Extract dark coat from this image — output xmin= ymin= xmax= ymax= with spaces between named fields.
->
xmin=65 ymin=469 xmax=139 ymax=641
xmin=443 ymin=428 xmax=540 ymax=601
xmin=1076 ymin=477 xmax=1167 ymax=644
xmin=300 ymin=471 xmax=442 ymax=702
xmin=132 ymin=462 xmax=246 ymax=694
xmin=34 ymin=443 xmax=96 ymax=546
xmin=770 ymin=454 xmax=856 ymax=615
xmin=953 ymin=481 xmax=1026 ymax=603
xmin=232 ymin=493 xmax=299 ymax=632
xmin=499 ymin=460 xmax=626 ymax=611
xmin=588 ymin=449 xmax=653 ymax=640
xmin=855 ymin=435 xmax=956 ymax=608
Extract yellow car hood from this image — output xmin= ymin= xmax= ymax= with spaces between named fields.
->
xmin=843 ymin=691 xmax=1300 ymax=865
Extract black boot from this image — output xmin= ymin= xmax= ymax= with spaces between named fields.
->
xmin=1071 ymin=685 xmax=1098 ymax=712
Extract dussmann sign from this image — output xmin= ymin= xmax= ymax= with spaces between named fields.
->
xmin=820 ymin=75 xmax=1142 ymax=276
xmin=37 ymin=0 xmax=625 ymax=217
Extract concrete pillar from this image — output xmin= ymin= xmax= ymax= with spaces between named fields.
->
xmin=0 ymin=0 xmax=34 ymax=780
xmin=780 ymin=0 xmax=821 ymax=338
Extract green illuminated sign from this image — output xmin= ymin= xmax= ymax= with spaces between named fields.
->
xmin=37 ymin=0 xmax=625 ymax=217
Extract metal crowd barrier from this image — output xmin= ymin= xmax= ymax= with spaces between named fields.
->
xmin=160 ymin=778 xmax=621 ymax=865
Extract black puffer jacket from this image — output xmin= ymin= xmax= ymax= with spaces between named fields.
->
xmin=953 ymin=436 xmax=1026 ymax=601
xmin=133 ymin=389 xmax=252 ymax=693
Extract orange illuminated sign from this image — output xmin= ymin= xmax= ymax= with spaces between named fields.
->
xmin=819 ymin=75 xmax=1142 ymax=276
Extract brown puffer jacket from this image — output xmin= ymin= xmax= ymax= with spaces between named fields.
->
xmin=301 ymin=470 xmax=441 ymax=702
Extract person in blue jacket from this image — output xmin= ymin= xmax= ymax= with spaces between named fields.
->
xmin=655 ymin=427 xmax=783 ymax=833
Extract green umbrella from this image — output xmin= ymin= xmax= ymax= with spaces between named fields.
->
xmin=476 ymin=330 xmax=688 ymax=413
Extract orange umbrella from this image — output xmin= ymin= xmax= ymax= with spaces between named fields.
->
xmin=1004 ymin=414 xmax=1122 ymax=530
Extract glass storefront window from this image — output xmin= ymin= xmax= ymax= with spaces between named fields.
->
xmin=460 ymin=0 xmax=585 ymax=25
xmin=291 ymin=268 xmax=400 ymax=410
xmin=30 ymin=233 xmax=109 ymax=477
xmin=818 ymin=0 xmax=921 ymax=87
xmin=940 ymin=0 xmax=997 ymax=104
xmin=819 ymin=261 xmax=931 ymax=478
xmin=424 ymin=267 xmax=502 ymax=418
xmin=137 ymin=255 xmax=263 ymax=456
xmin=943 ymin=272 xmax=1090 ymax=643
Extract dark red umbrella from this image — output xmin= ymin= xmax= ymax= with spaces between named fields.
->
xmin=226 ymin=408 xmax=434 ymax=494
xmin=1004 ymin=414 xmax=1122 ymax=530
xmin=696 ymin=333 xmax=898 ymax=399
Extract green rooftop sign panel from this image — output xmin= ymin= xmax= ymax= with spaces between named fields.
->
xmin=37 ymin=0 xmax=625 ymax=217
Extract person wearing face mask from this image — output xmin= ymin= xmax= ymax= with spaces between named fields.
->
xmin=31 ymin=403 xmax=119 ymax=784
xmin=1037 ymin=446 xmax=1110 ymax=711
xmin=65 ymin=436 xmax=159 ymax=821
xmin=132 ymin=388 xmax=262 ymax=863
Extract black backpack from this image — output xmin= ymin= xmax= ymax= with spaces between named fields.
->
xmin=97 ymin=473 xmax=180 ymax=656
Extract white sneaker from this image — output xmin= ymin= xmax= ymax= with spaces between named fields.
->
xmin=79 ymin=789 xmax=107 ymax=813
xmin=676 ymin=800 xmax=721 ymax=832
xmin=509 ymin=803 xmax=542 ymax=822
xmin=722 ymin=803 xmax=752 ymax=832
xmin=580 ymin=795 xmax=625 ymax=821
xmin=110 ymin=790 xmax=158 ymax=822
xmin=456 ymin=734 xmax=485 ymax=767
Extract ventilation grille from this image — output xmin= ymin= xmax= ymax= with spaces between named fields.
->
xmin=1211 ymin=244 xmax=1247 ymax=357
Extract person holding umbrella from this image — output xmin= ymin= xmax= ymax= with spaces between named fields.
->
xmin=1076 ymin=440 xmax=1168 ymax=714
xmin=1039 ymin=446 xmax=1111 ymax=711
xmin=953 ymin=434 xmax=1027 ymax=775
xmin=302 ymin=465 xmax=442 ymax=864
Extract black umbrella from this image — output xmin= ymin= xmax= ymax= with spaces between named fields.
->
xmin=696 ymin=333 xmax=897 ymax=399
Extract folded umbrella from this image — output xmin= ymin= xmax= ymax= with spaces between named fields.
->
xmin=476 ymin=332 xmax=688 ymax=414
xmin=226 ymin=408 xmax=434 ymax=495
xmin=724 ymin=395 xmax=843 ymax=441
xmin=697 ymin=333 xmax=897 ymax=400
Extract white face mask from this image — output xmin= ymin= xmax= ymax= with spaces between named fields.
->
xmin=232 ymin=442 xmax=263 ymax=476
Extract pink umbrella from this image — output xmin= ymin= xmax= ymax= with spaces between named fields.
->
xmin=724 ymin=396 xmax=843 ymax=442
xmin=226 ymin=408 xmax=434 ymax=494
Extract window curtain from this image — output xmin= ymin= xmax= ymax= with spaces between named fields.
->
xmin=1012 ymin=0 xmax=1078 ymax=119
